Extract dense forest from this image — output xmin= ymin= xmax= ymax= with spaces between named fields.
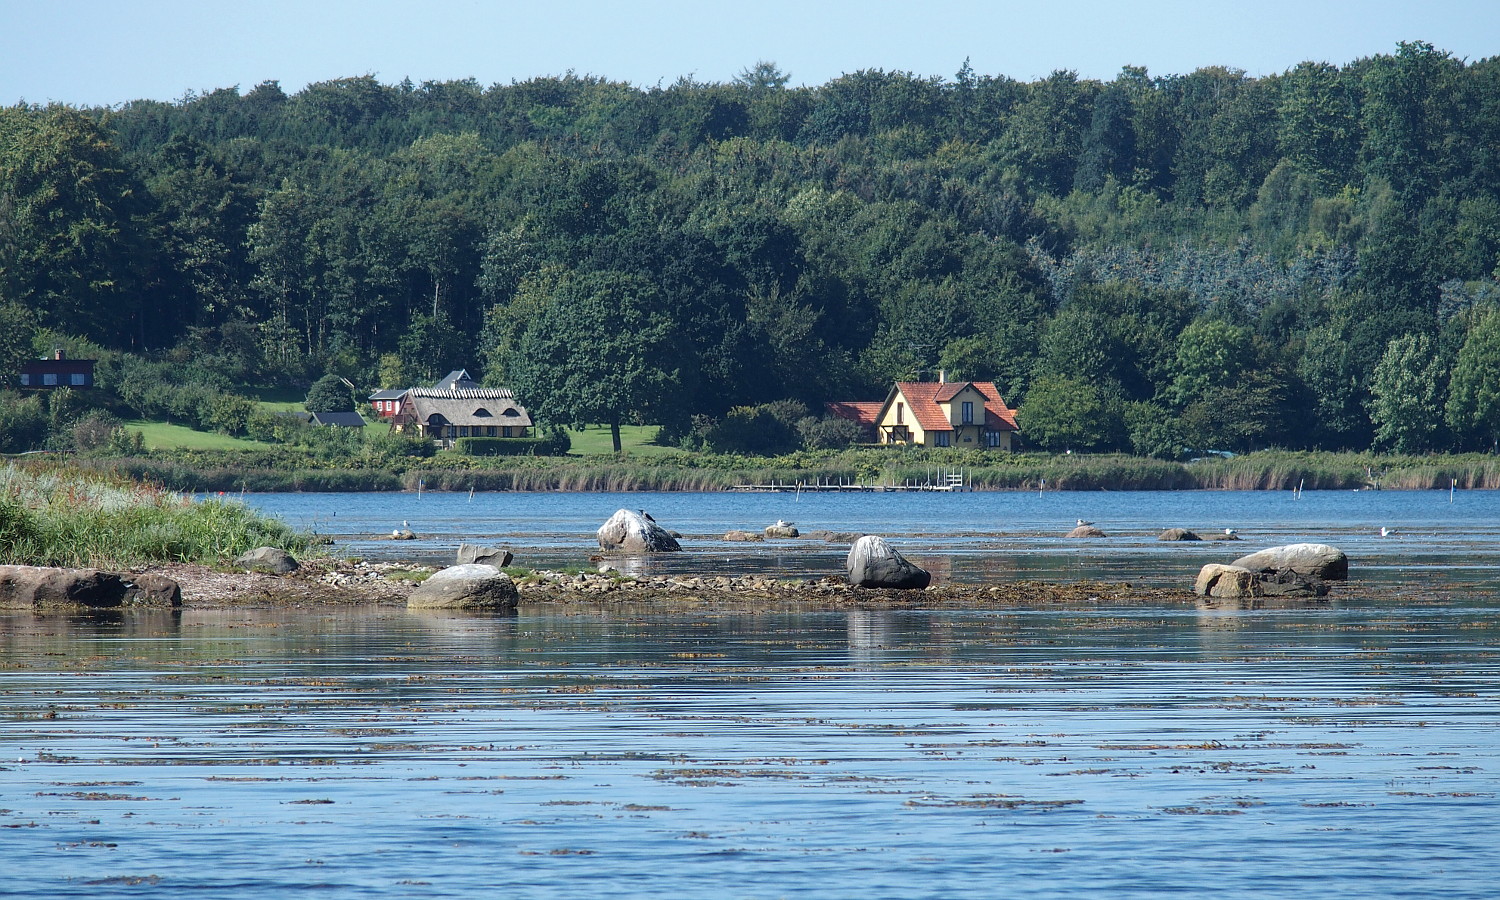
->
xmin=3 ymin=41 xmax=1500 ymax=456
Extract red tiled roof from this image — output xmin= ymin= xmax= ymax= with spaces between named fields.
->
xmin=824 ymin=400 xmax=883 ymax=427
xmin=892 ymin=381 xmax=1018 ymax=433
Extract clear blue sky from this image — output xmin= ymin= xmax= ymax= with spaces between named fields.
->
xmin=1 ymin=0 xmax=1496 ymax=107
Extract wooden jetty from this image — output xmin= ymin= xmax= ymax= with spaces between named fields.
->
xmin=730 ymin=472 xmax=972 ymax=493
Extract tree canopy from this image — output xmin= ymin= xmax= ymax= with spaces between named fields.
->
xmin=2 ymin=43 xmax=1500 ymax=454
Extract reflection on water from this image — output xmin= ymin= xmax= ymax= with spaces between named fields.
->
xmin=241 ymin=489 xmax=1500 ymax=592
xmin=3 ymin=600 xmax=1500 ymax=899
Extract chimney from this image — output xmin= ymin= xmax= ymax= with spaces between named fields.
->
xmin=938 ymin=369 xmax=945 ymax=383
xmin=53 ymin=348 xmax=64 ymax=361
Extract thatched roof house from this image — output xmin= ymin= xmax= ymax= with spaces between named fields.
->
xmin=394 ymin=387 xmax=533 ymax=445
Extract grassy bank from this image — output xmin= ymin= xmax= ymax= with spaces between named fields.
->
xmin=43 ymin=448 xmax=1500 ymax=493
xmin=0 ymin=462 xmax=307 ymax=567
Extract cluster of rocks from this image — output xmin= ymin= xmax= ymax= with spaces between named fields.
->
xmin=1194 ymin=543 xmax=1347 ymax=600
xmin=517 ymin=570 xmax=810 ymax=597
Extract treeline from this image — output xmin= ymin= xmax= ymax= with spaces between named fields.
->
xmin=3 ymin=42 xmax=1500 ymax=454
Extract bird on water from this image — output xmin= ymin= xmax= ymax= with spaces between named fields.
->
xmin=1076 ymin=519 xmax=1093 ymax=527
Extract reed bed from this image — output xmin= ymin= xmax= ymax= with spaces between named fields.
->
xmin=43 ymin=449 xmax=1500 ymax=494
xmin=0 ymin=462 xmax=305 ymax=567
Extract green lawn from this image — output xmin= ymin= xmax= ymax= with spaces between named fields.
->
xmin=567 ymin=424 xmax=682 ymax=456
xmin=247 ymin=385 xmax=308 ymax=412
xmin=123 ymin=420 xmax=274 ymax=451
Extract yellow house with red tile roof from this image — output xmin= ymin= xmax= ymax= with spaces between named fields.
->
xmin=874 ymin=379 xmax=1019 ymax=450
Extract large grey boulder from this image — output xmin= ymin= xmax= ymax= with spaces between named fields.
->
xmin=0 ymin=565 xmax=182 ymax=610
xmin=763 ymin=522 xmax=799 ymax=538
xmin=846 ymin=535 xmax=931 ymax=589
xmin=407 ymin=564 xmax=519 ymax=610
xmin=457 ymin=543 xmax=514 ymax=567
xmin=1193 ymin=564 xmax=1259 ymax=599
xmin=1158 ymin=528 xmax=1202 ymax=541
xmin=596 ymin=509 xmax=681 ymax=553
xmin=1232 ymin=543 xmax=1348 ymax=580
xmin=1067 ymin=524 xmax=1107 ymax=538
xmin=234 ymin=546 xmax=300 ymax=574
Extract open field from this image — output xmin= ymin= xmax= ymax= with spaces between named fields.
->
xmin=124 ymin=420 xmax=273 ymax=451
xmin=566 ymin=424 xmax=683 ymax=456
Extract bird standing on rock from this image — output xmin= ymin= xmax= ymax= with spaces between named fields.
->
xmin=639 ymin=509 xmax=656 ymax=523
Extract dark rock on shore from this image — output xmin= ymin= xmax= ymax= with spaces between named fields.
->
xmin=846 ymin=535 xmax=931 ymax=589
xmin=0 ymin=565 xmax=182 ymax=610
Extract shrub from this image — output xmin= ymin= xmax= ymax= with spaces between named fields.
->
xmin=454 ymin=431 xmax=570 ymax=456
xmin=0 ymin=393 xmax=48 ymax=452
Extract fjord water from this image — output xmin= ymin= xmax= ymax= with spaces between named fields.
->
xmin=3 ymin=490 xmax=1500 ymax=898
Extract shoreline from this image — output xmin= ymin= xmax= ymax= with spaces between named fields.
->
xmin=82 ymin=559 xmax=1346 ymax=612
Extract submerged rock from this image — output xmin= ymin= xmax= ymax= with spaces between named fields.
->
xmin=597 ymin=509 xmax=681 ymax=553
xmin=407 ymin=564 xmax=519 ymax=610
xmin=1231 ymin=543 xmax=1348 ymax=580
xmin=1157 ymin=528 xmax=1202 ymax=541
xmin=234 ymin=547 xmax=300 ymax=574
xmin=1067 ymin=525 xmax=1107 ymax=538
xmin=806 ymin=530 xmax=864 ymax=544
xmin=846 ymin=535 xmax=931 ymax=589
xmin=724 ymin=530 xmax=765 ymax=542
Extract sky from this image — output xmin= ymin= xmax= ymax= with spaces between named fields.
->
xmin=1 ymin=0 xmax=1497 ymax=107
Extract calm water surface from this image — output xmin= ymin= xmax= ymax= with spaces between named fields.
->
xmin=246 ymin=487 xmax=1500 ymax=590
xmin=3 ymin=490 xmax=1499 ymax=898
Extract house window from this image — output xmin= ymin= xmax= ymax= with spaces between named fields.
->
xmin=896 ymin=402 xmax=904 ymax=425
xmin=502 ymin=426 xmax=512 ymax=437
xmin=19 ymin=374 xmax=30 ymax=386
xmin=986 ymin=431 xmax=1001 ymax=448
xmin=962 ymin=401 xmax=973 ymax=424
xmin=43 ymin=373 xmax=57 ymax=386
xmin=71 ymin=373 xmax=87 ymax=386
xmin=934 ymin=431 xmax=950 ymax=447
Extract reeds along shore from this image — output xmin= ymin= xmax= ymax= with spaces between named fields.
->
xmin=0 ymin=463 xmax=305 ymax=568
xmin=46 ymin=450 xmax=1500 ymax=493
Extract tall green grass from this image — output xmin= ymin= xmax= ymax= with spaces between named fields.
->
xmin=0 ymin=463 xmax=306 ymax=567
xmin=51 ymin=447 xmax=1500 ymax=494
